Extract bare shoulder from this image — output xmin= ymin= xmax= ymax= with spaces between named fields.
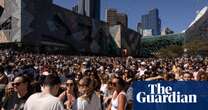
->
xmin=118 ymin=93 xmax=127 ymax=101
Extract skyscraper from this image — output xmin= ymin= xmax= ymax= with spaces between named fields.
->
xmin=78 ymin=0 xmax=84 ymax=15
xmin=137 ymin=22 xmax=143 ymax=34
xmin=106 ymin=8 xmax=117 ymax=26
xmin=141 ymin=8 xmax=161 ymax=36
xmin=106 ymin=8 xmax=128 ymax=28
xmin=72 ymin=5 xmax=78 ymax=13
xmin=78 ymin=0 xmax=100 ymax=20
xmin=117 ymin=12 xmax=128 ymax=28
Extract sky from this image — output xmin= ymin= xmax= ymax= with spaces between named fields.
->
xmin=53 ymin=0 xmax=208 ymax=32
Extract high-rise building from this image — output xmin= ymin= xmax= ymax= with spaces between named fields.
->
xmin=78 ymin=0 xmax=85 ymax=15
xmin=72 ymin=5 xmax=78 ymax=13
xmin=106 ymin=8 xmax=117 ymax=26
xmin=143 ymin=29 xmax=153 ymax=37
xmin=117 ymin=12 xmax=128 ymax=27
xmin=78 ymin=0 xmax=100 ymax=20
xmin=137 ymin=22 xmax=143 ymax=35
xmin=106 ymin=8 xmax=128 ymax=28
xmin=141 ymin=8 xmax=161 ymax=35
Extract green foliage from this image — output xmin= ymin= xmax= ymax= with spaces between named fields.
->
xmin=184 ymin=39 xmax=208 ymax=56
xmin=156 ymin=45 xmax=183 ymax=58
xmin=140 ymin=33 xmax=184 ymax=57
xmin=157 ymin=39 xmax=208 ymax=58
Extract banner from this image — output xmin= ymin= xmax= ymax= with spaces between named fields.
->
xmin=133 ymin=81 xmax=208 ymax=110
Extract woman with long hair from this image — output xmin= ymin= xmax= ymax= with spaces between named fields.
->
xmin=107 ymin=77 xmax=127 ymax=110
xmin=72 ymin=76 xmax=102 ymax=110
xmin=1 ymin=83 xmax=14 ymax=109
xmin=59 ymin=78 xmax=78 ymax=110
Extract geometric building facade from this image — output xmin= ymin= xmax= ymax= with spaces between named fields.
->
xmin=0 ymin=0 xmax=21 ymax=43
xmin=0 ymin=0 xmax=141 ymax=56
xmin=185 ymin=6 xmax=208 ymax=42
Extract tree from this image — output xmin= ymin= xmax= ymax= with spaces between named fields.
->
xmin=184 ymin=39 xmax=208 ymax=56
xmin=156 ymin=45 xmax=183 ymax=58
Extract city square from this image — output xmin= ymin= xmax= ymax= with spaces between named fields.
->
xmin=0 ymin=0 xmax=208 ymax=110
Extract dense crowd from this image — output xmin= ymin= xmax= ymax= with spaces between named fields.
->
xmin=0 ymin=49 xmax=207 ymax=110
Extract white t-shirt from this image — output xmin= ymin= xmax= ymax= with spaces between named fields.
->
xmin=100 ymin=84 xmax=111 ymax=97
xmin=100 ymin=84 xmax=107 ymax=94
xmin=72 ymin=92 xmax=101 ymax=110
xmin=24 ymin=93 xmax=64 ymax=110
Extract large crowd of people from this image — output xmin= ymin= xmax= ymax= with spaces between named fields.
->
xmin=0 ymin=49 xmax=207 ymax=110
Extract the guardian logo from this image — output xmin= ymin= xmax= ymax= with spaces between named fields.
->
xmin=136 ymin=83 xmax=197 ymax=103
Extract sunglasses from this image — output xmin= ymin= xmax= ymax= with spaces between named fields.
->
xmin=111 ymin=82 xmax=117 ymax=87
xmin=12 ymin=82 xmax=22 ymax=87
xmin=66 ymin=83 xmax=74 ymax=86
xmin=79 ymin=83 xmax=87 ymax=87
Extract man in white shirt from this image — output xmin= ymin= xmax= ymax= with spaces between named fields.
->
xmin=24 ymin=75 xmax=64 ymax=110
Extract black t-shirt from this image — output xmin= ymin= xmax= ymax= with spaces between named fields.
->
xmin=2 ymin=92 xmax=31 ymax=110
